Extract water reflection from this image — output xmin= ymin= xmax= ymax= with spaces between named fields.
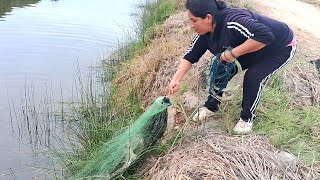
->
xmin=0 ymin=0 xmax=135 ymax=178
xmin=0 ymin=0 xmax=41 ymax=18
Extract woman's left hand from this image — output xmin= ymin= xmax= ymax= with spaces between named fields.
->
xmin=220 ymin=49 xmax=236 ymax=63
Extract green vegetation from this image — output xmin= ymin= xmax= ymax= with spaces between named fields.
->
xmin=0 ymin=0 xmax=40 ymax=18
xmin=55 ymin=0 xmax=319 ymax=178
xmin=55 ymin=0 xmax=180 ymax=179
xmin=255 ymin=74 xmax=320 ymax=164
xmin=70 ymin=97 xmax=171 ymax=179
xmin=138 ymin=0 xmax=180 ymax=46
xmin=110 ymin=0 xmax=180 ymax=64
xmin=223 ymin=73 xmax=320 ymax=165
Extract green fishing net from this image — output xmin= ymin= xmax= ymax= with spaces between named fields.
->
xmin=72 ymin=96 xmax=172 ymax=179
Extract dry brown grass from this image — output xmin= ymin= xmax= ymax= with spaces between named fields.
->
xmin=112 ymin=11 xmax=199 ymax=107
xmin=147 ymin=130 xmax=319 ymax=179
xmin=111 ymin=1 xmax=320 ymax=179
xmin=299 ymin=0 xmax=320 ymax=7
xmin=285 ymin=62 xmax=320 ymax=106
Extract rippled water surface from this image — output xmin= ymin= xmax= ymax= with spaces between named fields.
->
xmin=0 ymin=0 xmax=138 ymax=178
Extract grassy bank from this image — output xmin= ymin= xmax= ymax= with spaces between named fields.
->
xmin=57 ymin=0 xmax=181 ymax=179
xmin=255 ymin=75 xmax=320 ymax=164
xmin=57 ymin=0 xmax=320 ymax=178
xmin=108 ymin=0 xmax=320 ymax=169
xmin=224 ymin=73 xmax=320 ymax=165
xmin=103 ymin=0 xmax=320 ymax=173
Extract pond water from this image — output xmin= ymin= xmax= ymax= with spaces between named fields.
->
xmin=0 ymin=0 xmax=139 ymax=179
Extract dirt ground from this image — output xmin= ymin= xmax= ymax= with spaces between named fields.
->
xmin=252 ymin=0 xmax=320 ymax=57
xmin=253 ymin=0 xmax=320 ymax=42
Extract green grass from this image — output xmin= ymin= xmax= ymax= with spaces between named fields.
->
xmin=254 ymin=74 xmax=320 ymax=164
xmin=223 ymin=73 xmax=320 ymax=165
xmin=55 ymin=0 xmax=180 ymax=179
xmin=137 ymin=0 xmax=178 ymax=46
xmin=57 ymin=0 xmax=320 ymax=178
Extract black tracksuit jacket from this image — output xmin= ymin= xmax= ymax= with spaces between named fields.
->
xmin=184 ymin=8 xmax=296 ymax=121
xmin=184 ymin=8 xmax=294 ymax=67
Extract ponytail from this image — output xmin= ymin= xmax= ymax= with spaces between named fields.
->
xmin=186 ymin=0 xmax=228 ymax=19
xmin=215 ymin=0 xmax=228 ymax=10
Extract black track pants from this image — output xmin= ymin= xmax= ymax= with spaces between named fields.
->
xmin=205 ymin=45 xmax=297 ymax=122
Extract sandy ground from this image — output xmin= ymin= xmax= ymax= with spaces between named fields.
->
xmin=254 ymin=0 xmax=320 ymax=38
xmin=252 ymin=0 xmax=320 ymax=60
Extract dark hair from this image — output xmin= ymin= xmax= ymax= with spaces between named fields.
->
xmin=185 ymin=0 xmax=228 ymax=19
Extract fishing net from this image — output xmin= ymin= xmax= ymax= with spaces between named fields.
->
xmin=72 ymin=96 xmax=172 ymax=179
xmin=206 ymin=51 xmax=242 ymax=102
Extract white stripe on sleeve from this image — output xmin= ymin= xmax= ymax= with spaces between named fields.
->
xmin=184 ymin=34 xmax=200 ymax=56
xmin=227 ymin=22 xmax=254 ymax=38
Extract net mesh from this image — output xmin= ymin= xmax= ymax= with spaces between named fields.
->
xmin=72 ymin=96 xmax=172 ymax=179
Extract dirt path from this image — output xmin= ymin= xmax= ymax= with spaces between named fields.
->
xmin=252 ymin=0 xmax=320 ymax=105
xmin=253 ymin=0 xmax=320 ymax=39
xmin=252 ymin=0 xmax=320 ymax=60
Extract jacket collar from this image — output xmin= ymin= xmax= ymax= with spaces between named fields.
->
xmin=209 ymin=8 xmax=230 ymax=38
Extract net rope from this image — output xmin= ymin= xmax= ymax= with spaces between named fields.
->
xmin=207 ymin=48 xmax=242 ymax=102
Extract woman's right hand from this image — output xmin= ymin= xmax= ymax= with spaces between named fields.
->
xmin=167 ymin=59 xmax=192 ymax=95
xmin=168 ymin=80 xmax=180 ymax=94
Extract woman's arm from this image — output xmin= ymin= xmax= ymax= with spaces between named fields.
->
xmin=221 ymin=38 xmax=267 ymax=63
xmin=168 ymin=59 xmax=192 ymax=94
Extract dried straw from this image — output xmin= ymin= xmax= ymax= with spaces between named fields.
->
xmin=286 ymin=63 xmax=320 ymax=106
xmin=148 ymin=132 xmax=319 ymax=180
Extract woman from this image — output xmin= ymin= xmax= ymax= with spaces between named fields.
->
xmin=168 ymin=0 xmax=297 ymax=134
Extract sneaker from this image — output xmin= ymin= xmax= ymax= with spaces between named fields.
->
xmin=233 ymin=119 xmax=253 ymax=134
xmin=192 ymin=107 xmax=215 ymax=122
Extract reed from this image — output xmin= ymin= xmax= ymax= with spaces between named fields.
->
xmin=52 ymin=0 xmax=181 ymax=179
